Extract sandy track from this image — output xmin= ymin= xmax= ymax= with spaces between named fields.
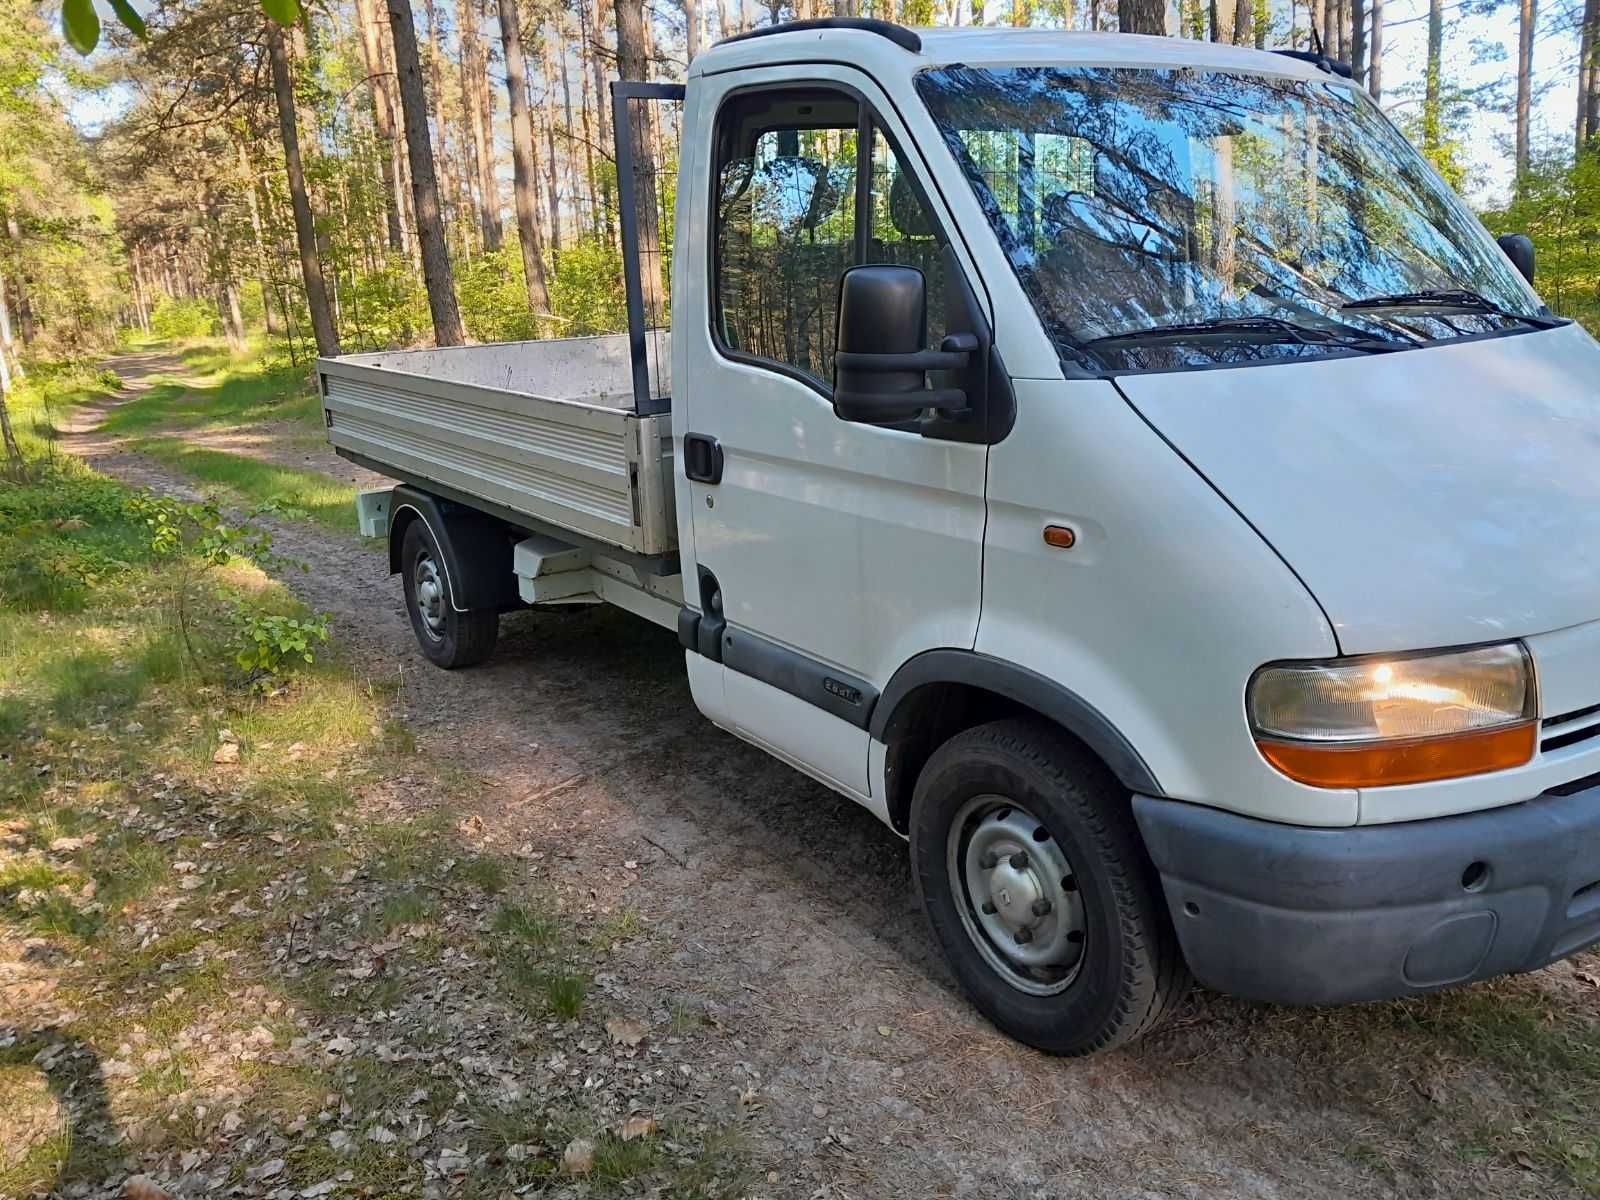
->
xmin=61 ymin=352 xmax=1581 ymax=1200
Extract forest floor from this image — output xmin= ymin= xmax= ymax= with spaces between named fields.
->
xmin=5 ymin=343 xmax=1600 ymax=1200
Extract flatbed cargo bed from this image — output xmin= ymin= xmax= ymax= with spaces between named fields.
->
xmin=318 ymin=333 xmax=676 ymax=559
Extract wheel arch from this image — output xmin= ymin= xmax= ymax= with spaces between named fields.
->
xmin=386 ymin=486 xmax=520 ymax=612
xmin=871 ymin=650 xmax=1161 ymax=834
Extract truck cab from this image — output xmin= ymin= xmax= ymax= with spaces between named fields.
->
xmin=327 ymin=21 xmax=1600 ymax=1055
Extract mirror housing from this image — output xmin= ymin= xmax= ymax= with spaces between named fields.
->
xmin=833 ymin=265 xmax=973 ymax=425
xmin=1498 ymin=233 xmax=1536 ymax=285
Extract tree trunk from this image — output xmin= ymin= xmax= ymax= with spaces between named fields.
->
xmin=388 ymin=0 xmax=467 ymax=345
xmin=1350 ymin=0 xmax=1365 ymax=82
xmin=2 ymin=215 xmax=34 ymax=346
xmin=614 ymin=0 xmax=664 ymax=322
xmin=460 ymin=0 xmax=502 ymax=250
xmin=588 ymin=0 xmax=611 ymax=159
xmin=0 ymin=302 xmax=12 ymax=395
xmin=1117 ymin=0 xmax=1165 ymax=33
xmin=1210 ymin=0 xmax=1233 ymax=41
xmin=128 ymin=257 xmax=150 ymax=336
xmin=558 ymin=20 xmax=590 ymax=229
xmin=1233 ymin=0 xmax=1250 ymax=42
xmin=718 ymin=0 xmax=732 ymax=37
xmin=356 ymin=0 xmax=407 ymax=252
xmin=1580 ymin=0 xmax=1599 ymax=152
xmin=1312 ymin=0 xmax=1326 ymax=51
xmin=266 ymin=20 xmax=341 ymax=357
xmin=0 ymin=373 xmax=24 ymax=479
xmin=0 ymin=275 xmax=23 ymax=376
xmin=498 ymin=0 xmax=553 ymax=318
xmin=541 ymin=35 xmax=564 ymax=253
xmin=576 ymin=25 xmax=601 ymax=235
xmin=1423 ymin=0 xmax=1442 ymax=152
xmin=1516 ymin=0 xmax=1536 ymax=181
xmin=423 ymin=0 xmax=467 ymax=259
xmin=686 ymin=0 xmax=700 ymax=59
xmin=1367 ymin=0 xmax=1382 ymax=97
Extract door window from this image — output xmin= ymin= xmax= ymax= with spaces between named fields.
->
xmin=713 ymin=88 xmax=949 ymax=387
xmin=867 ymin=128 xmax=947 ymax=351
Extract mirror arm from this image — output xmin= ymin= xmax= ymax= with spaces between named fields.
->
xmin=832 ymin=385 xmax=973 ymax=422
xmin=835 ymin=346 xmax=970 ymax=375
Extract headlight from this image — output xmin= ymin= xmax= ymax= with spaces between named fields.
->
xmin=1248 ymin=642 xmax=1538 ymax=788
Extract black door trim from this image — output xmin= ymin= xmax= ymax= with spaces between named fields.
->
xmin=715 ymin=625 xmax=879 ymax=729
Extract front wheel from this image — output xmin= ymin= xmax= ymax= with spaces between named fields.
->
xmin=910 ymin=718 xmax=1189 ymax=1055
xmin=399 ymin=519 xmax=499 ymax=669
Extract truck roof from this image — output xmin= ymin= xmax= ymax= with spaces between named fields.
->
xmin=693 ymin=25 xmax=1341 ymax=85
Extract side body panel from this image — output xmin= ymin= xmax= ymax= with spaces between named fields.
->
xmin=978 ymin=379 xmax=1350 ymax=826
xmin=672 ymin=61 xmax=992 ymax=797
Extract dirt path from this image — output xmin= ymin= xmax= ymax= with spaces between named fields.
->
xmin=61 ymin=354 xmax=1585 ymax=1200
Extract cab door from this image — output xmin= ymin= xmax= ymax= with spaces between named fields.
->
xmin=674 ymin=67 xmax=989 ymax=799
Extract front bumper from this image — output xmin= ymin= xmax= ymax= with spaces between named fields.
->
xmin=1132 ymin=780 xmax=1600 ymax=1005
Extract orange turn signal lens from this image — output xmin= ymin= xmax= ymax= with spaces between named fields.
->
xmin=1255 ymin=721 xmax=1538 ymax=789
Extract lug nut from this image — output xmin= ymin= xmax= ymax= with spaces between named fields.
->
xmin=978 ymin=852 xmax=998 ymax=870
xmin=1009 ymin=851 xmax=1029 ymax=870
xmin=1031 ymin=898 xmax=1052 ymax=917
xmin=1014 ymin=927 xmax=1034 ymax=944
xmin=981 ymin=900 xmax=997 ymax=915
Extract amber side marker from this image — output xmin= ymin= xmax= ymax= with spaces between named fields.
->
xmin=1255 ymin=721 xmax=1538 ymax=789
xmin=1043 ymin=525 xmax=1077 ymax=549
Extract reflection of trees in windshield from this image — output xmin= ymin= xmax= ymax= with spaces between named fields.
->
xmin=916 ymin=65 xmax=1537 ymax=368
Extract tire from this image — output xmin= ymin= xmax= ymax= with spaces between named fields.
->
xmin=909 ymin=718 xmax=1189 ymax=1055
xmin=399 ymin=519 xmax=499 ymax=669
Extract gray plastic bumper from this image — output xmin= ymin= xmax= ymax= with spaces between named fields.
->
xmin=1132 ymin=781 xmax=1600 ymax=1005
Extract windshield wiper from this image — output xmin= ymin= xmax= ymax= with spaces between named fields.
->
xmin=1340 ymin=289 xmax=1566 ymax=329
xmin=1084 ymin=315 xmax=1408 ymax=353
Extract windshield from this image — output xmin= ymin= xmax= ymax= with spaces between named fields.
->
xmin=915 ymin=65 xmax=1546 ymax=370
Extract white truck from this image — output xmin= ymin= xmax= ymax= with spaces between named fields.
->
xmin=321 ymin=22 xmax=1600 ymax=1055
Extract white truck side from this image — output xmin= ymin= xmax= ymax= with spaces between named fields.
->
xmin=322 ymin=22 xmax=1600 ymax=1055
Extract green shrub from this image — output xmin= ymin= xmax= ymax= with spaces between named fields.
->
xmin=458 ymin=246 xmax=541 ymax=343
xmin=549 ymin=237 xmax=629 ymax=337
xmin=344 ymin=259 xmax=429 ymax=349
xmin=234 ymin=610 xmax=331 ymax=678
xmin=150 ymin=296 xmax=218 ymax=340
xmin=0 ymin=462 xmax=147 ymax=610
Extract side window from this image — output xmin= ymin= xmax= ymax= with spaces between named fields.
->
xmin=867 ymin=129 xmax=947 ymax=350
xmin=714 ymin=92 xmax=859 ymax=382
xmin=712 ymin=88 xmax=953 ymax=388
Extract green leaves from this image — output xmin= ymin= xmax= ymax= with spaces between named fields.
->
xmin=261 ymin=0 xmax=303 ymax=27
xmin=61 ymin=0 xmax=100 ymax=55
xmin=234 ymin=610 xmax=331 ymax=677
xmin=60 ymin=0 xmax=298 ymax=55
xmin=109 ymin=0 xmax=147 ymax=40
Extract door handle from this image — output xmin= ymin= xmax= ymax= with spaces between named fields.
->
xmin=683 ymin=433 xmax=723 ymax=484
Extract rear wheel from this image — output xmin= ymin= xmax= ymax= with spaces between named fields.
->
xmin=400 ymin=519 xmax=499 ymax=669
xmin=910 ymin=718 xmax=1188 ymax=1055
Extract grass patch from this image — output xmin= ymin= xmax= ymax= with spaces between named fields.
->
xmin=125 ymin=438 xmax=358 ymax=533
xmin=493 ymin=903 xmax=555 ymax=947
xmin=455 ymin=853 xmax=508 ymax=895
xmin=99 ymin=343 xmax=321 ymax=438
xmin=381 ymin=890 xmax=430 ymax=928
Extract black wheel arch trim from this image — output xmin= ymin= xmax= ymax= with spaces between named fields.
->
xmin=871 ymin=649 xmax=1162 ymax=796
xmin=387 ymin=486 xmax=520 ymax=613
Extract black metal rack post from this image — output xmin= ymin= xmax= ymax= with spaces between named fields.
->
xmin=610 ymin=79 xmax=686 ymax=417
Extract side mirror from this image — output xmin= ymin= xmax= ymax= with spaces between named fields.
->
xmin=833 ymin=264 xmax=973 ymax=425
xmin=1498 ymin=233 xmax=1536 ymax=285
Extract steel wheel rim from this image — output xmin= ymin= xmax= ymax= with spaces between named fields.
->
xmin=413 ymin=552 xmax=446 ymax=640
xmin=946 ymin=794 xmax=1086 ymax=996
